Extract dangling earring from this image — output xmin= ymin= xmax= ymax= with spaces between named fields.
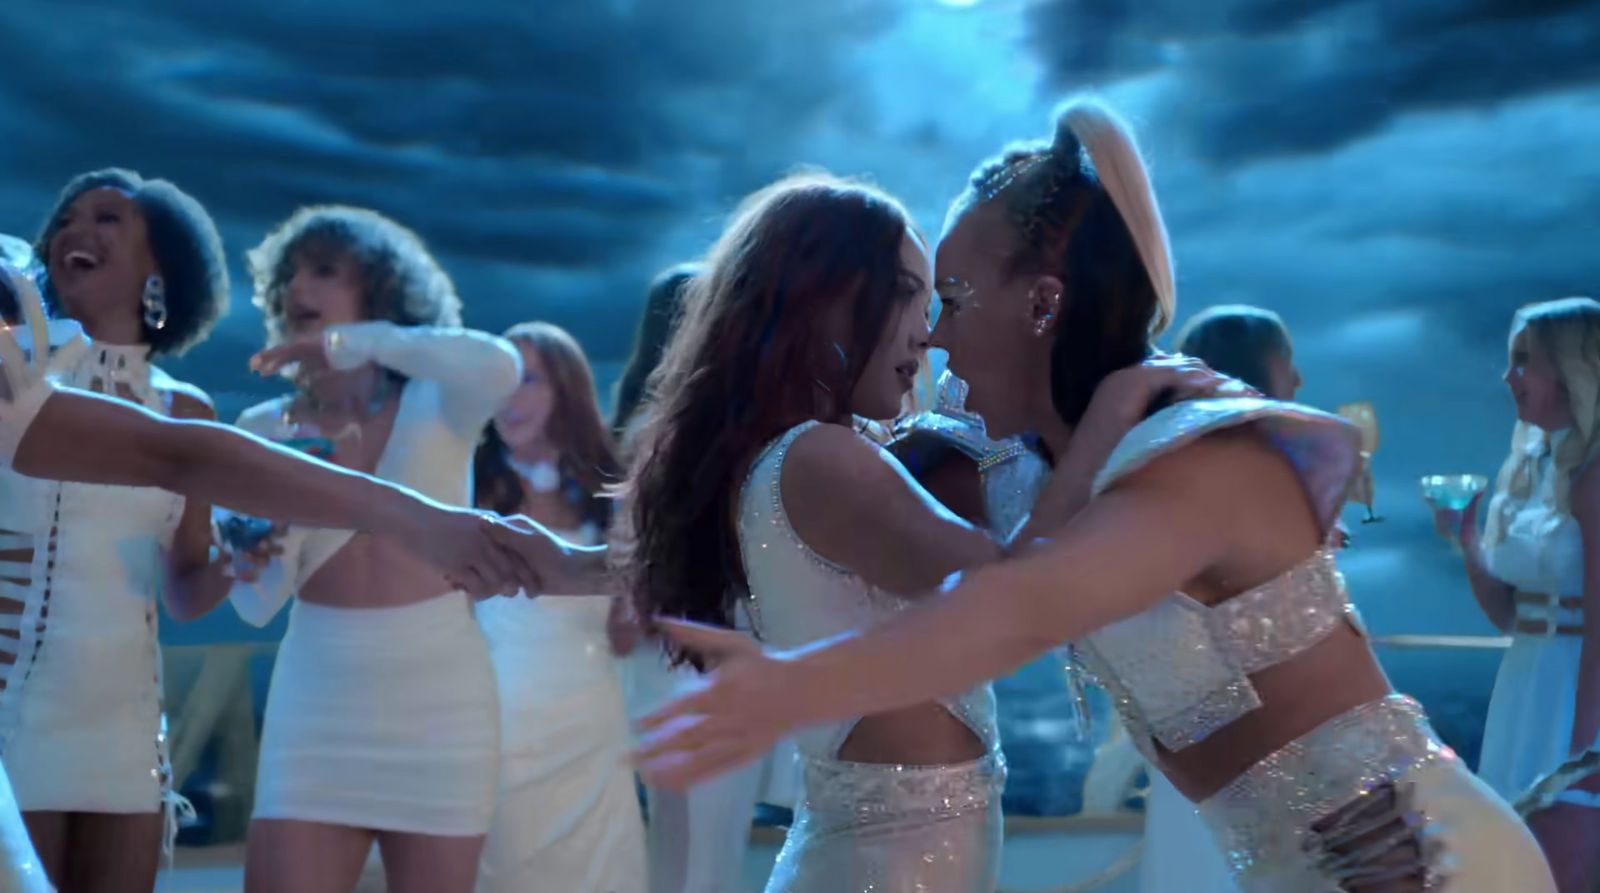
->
xmin=142 ymin=275 xmax=168 ymax=331
xmin=1033 ymin=313 xmax=1055 ymax=337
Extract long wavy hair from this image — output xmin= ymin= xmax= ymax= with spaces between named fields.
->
xmin=617 ymin=172 xmax=919 ymax=662
xmin=954 ymin=97 xmax=1175 ymax=425
xmin=1484 ymin=297 xmax=1600 ymax=549
xmin=475 ymin=322 xmax=621 ymax=532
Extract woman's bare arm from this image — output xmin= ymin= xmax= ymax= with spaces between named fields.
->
xmin=12 ymin=388 xmax=537 ymax=597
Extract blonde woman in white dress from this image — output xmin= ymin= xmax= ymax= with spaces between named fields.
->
xmin=472 ymin=322 xmax=645 ymax=893
xmin=1436 ymin=296 xmax=1600 ymax=892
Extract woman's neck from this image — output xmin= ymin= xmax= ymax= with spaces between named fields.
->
xmin=78 ymin=308 xmax=144 ymax=347
xmin=507 ymin=436 xmax=560 ymax=467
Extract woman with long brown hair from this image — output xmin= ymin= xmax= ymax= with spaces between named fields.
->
xmin=634 ymin=99 xmax=1556 ymax=893
xmin=472 ymin=322 xmax=645 ymax=893
xmin=617 ymin=169 xmax=1190 ymax=891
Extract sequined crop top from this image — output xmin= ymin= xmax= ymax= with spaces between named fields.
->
xmin=738 ymin=420 xmax=1000 ymax=760
xmin=1074 ymin=398 xmax=1362 ymax=759
xmin=893 ymin=371 xmax=1051 ymax=543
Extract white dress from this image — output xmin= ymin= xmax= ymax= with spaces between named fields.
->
xmin=622 ymin=606 xmax=798 ymax=893
xmin=475 ymin=525 xmax=646 ymax=893
xmin=232 ymin=321 xmax=522 ymax=835
xmin=0 ymin=319 xmax=192 ymax=854
xmin=1480 ymin=433 xmax=1597 ymax=804
xmin=742 ymin=421 xmax=1004 ymax=893
xmin=0 ymin=266 xmax=77 ymax=892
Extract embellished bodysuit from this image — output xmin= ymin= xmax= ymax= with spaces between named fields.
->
xmin=1076 ymin=398 xmax=1554 ymax=892
xmin=739 ymin=419 xmax=1004 ymax=893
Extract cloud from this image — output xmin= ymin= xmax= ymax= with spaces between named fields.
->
xmin=0 ymin=0 xmax=902 ymax=408
xmin=1027 ymin=0 xmax=1600 ymax=163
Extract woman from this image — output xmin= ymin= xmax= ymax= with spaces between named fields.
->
xmin=1435 ymin=296 xmax=1600 ymax=892
xmin=634 ymin=100 xmax=1556 ymax=892
xmin=0 ymin=169 xmax=236 ymax=892
xmin=231 ymin=206 xmax=522 ymax=893
xmin=0 ymin=255 xmax=559 ymax=893
xmin=1174 ymin=305 xmax=1301 ymax=401
xmin=614 ymin=262 xmax=801 ymax=893
xmin=1131 ymin=303 xmax=1307 ymax=893
xmin=621 ymin=171 xmax=1217 ymax=892
xmin=473 ymin=322 xmax=645 ymax=893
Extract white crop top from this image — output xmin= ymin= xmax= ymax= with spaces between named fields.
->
xmin=1074 ymin=398 xmax=1362 ymax=760
xmin=228 ymin=322 xmax=522 ymax=625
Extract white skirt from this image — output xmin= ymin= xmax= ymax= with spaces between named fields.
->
xmin=254 ymin=594 xmax=499 ymax=835
xmin=475 ymin=595 xmax=645 ymax=893
xmin=1479 ymin=632 xmax=1590 ymax=802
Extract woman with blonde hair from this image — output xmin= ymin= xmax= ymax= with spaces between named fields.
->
xmin=473 ymin=322 xmax=645 ymax=893
xmin=1436 ymin=296 xmax=1600 ymax=891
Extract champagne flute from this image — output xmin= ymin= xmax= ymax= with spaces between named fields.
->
xmin=1337 ymin=401 xmax=1382 ymax=523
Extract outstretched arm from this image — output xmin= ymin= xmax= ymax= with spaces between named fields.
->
xmin=12 ymin=388 xmax=538 ymax=596
xmin=635 ymin=433 xmax=1306 ymax=788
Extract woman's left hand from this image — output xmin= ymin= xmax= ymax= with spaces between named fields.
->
xmin=1083 ymin=352 xmax=1251 ymax=432
xmin=250 ymin=335 xmax=329 ymax=377
xmin=633 ymin=619 xmax=798 ymax=790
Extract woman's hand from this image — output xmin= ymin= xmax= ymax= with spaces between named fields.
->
xmin=606 ymin=596 xmax=642 ymax=656
xmin=250 ymin=335 xmax=330 ymax=378
xmin=1081 ymin=353 xmax=1248 ymax=435
xmin=399 ymin=507 xmax=539 ymax=598
xmin=633 ymin=619 xmax=802 ymax=790
xmin=228 ymin=527 xmax=286 ymax=584
xmin=1433 ymin=491 xmax=1485 ymax=555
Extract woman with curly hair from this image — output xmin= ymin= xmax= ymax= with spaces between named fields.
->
xmin=229 ymin=206 xmax=523 ymax=893
xmin=0 ymin=168 xmax=233 ymax=892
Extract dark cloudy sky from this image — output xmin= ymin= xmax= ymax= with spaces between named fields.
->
xmin=3 ymin=0 xmax=1598 ymax=707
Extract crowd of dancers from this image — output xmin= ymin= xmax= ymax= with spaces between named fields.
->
xmin=0 ymin=94 xmax=1594 ymax=893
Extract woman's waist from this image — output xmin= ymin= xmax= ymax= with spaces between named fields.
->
xmin=796 ymin=750 xmax=1006 ymax=815
xmin=286 ymin=590 xmax=479 ymax=645
xmin=1510 ymin=589 xmax=1585 ymax=636
xmin=1156 ymin=636 xmax=1391 ymax=800
xmin=1194 ymin=695 xmax=1455 ymax=877
xmin=297 ymin=536 xmax=456 ymax=608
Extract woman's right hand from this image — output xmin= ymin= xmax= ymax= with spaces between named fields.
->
xmin=403 ymin=506 xmax=538 ymax=599
xmin=1433 ymin=491 xmax=1485 ymax=556
xmin=228 ymin=528 xmax=285 ymax=583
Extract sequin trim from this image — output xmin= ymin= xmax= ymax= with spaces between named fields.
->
xmin=1197 ymin=695 xmax=1455 ymax=887
xmin=797 ymin=751 xmax=1006 ymax=816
